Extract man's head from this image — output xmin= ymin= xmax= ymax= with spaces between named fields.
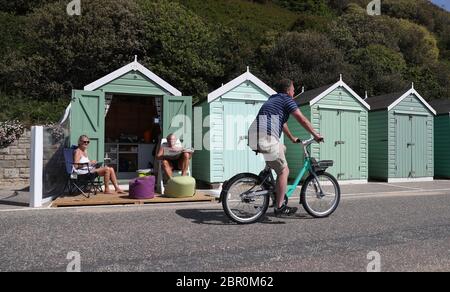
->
xmin=276 ymin=79 xmax=295 ymax=98
xmin=166 ymin=133 xmax=177 ymax=147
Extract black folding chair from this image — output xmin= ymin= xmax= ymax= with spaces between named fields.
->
xmin=63 ymin=147 xmax=103 ymax=198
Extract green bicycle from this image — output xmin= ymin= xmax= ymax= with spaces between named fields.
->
xmin=221 ymin=137 xmax=341 ymax=224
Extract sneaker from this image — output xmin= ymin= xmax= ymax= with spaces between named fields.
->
xmin=274 ymin=205 xmax=298 ymax=217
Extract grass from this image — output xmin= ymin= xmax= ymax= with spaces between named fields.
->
xmin=0 ymin=95 xmax=68 ymax=126
xmin=176 ymin=0 xmax=299 ymax=46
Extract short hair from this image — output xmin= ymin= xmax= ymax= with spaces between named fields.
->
xmin=78 ymin=135 xmax=89 ymax=143
xmin=167 ymin=133 xmax=176 ymax=140
xmin=276 ymin=79 xmax=293 ymax=94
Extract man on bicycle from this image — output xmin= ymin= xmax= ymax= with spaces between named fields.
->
xmin=248 ymin=79 xmax=323 ymax=217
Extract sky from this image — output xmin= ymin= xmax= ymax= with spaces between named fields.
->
xmin=431 ymin=0 xmax=450 ymax=11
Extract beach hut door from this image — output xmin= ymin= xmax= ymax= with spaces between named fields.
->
xmin=411 ymin=116 xmax=427 ymax=178
xmin=162 ymin=96 xmax=193 ymax=148
xmin=395 ymin=115 xmax=413 ymax=178
xmin=70 ymin=90 xmax=105 ymax=163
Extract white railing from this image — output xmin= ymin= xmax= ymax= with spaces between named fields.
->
xmin=30 ymin=126 xmax=43 ymax=207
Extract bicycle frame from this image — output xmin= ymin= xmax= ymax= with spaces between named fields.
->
xmin=286 ymin=156 xmax=312 ymax=197
xmin=237 ymin=138 xmax=323 ymax=201
xmin=268 ymin=137 xmax=325 ymax=199
xmin=222 ymin=136 xmax=339 ymax=223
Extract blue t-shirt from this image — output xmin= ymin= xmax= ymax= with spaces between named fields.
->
xmin=249 ymin=93 xmax=298 ymax=140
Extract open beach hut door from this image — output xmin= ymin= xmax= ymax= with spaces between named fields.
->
xmin=162 ymin=95 xmax=192 ymax=148
xmin=70 ymin=90 xmax=105 ymax=162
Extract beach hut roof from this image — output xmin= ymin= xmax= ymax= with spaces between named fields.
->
xmin=84 ymin=56 xmax=182 ymax=96
xmin=207 ymin=68 xmax=276 ymax=103
xmin=295 ymin=76 xmax=370 ymax=110
xmin=365 ymin=83 xmax=436 ymax=115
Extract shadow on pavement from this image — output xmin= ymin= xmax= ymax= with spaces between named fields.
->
xmin=176 ymin=209 xmax=232 ymax=225
xmin=0 ymin=190 xmax=29 ymax=208
xmin=0 ymin=200 xmax=28 ymax=207
xmin=176 ymin=208 xmax=314 ymax=225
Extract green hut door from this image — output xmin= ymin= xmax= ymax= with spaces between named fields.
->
xmin=395 ymin=114 xmax=429 ymax=178
xmin=412 ymin=116 xmax=427 ymax=178
xmin=395 ymin=115 xmax=412 ymax=177
xmin=70 ymin=90 xmax=105 ymax=162
xmin=319 ymin=109 xmax=341 ymax=179
xmin=247 ymin=102 xmax=266 ymax=175
xmin=223 ymin=101 xmax=249 ymax=180
xmin=163 ymin=96 xmax=192 ymax=148
xmin=340 ymin=110 xmax=361 ymax=180
xmin=222 ymin=101 xmax=266 ymax=180
xmin=319 ymin=109 xmax=361 ymax=180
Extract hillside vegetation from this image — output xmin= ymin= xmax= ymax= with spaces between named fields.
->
xmin=0 ymin=0 xmax=449 ymax=124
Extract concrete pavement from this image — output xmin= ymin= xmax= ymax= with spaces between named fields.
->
xmin=1 ymin=180 xmax=450 ymax=210
xmin=0 ymin=186 xmax=449 ymax=272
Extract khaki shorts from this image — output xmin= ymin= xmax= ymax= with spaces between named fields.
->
xmin=257 ymin=136 xmax=287 ymax=175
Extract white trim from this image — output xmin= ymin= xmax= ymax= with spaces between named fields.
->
xmin=387 ymin=177 xmax=434 ymax=183
xmin=306 ymin=179 xmax=368 ymax=186
xmin=387 ymin=88 xmax=436 ymax=115
xmin=207 ymin=71 xmax=276 ymax=103
xmin=59 ymin=103 xmax=71 ymax=125
xmin=393 ymin=110 xmax=430 ymax=117
xmin=83 ymin=60 xmax=182 ymax=96
xmin=42 ymin=195 xmax=58 ymax=206
xmin=309 ymin=80 xmax=371 ymax=110
xmin=336 ymin=179 xmax=368 ymax=185
xmin=317 ymin=105 xmax=362 ymax=112
xmin=30 ymin=126 xmax=43 ymax=208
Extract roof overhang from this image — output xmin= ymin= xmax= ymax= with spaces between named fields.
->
xmin=83 ymin=60 xmax=182 ymax=96
xmin=387 ymin=88 xmax=436 ymax=115
xmin=207 ymin=70 xmax=276 ymax=103
xmin=309 ymin=80 xmax=371 ymax=110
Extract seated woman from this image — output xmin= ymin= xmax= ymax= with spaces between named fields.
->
xmin=156 ymin=133 xmax=193 ymax=178
xmin=74 ymin=135 xmax=125 ymax=194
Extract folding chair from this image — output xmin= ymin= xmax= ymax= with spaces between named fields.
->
xmin=63 ymin=147 xmax=103 ymax=198
xmin=156 ymin=138 xmax=191 ymax=194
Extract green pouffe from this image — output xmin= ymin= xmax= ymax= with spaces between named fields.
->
xmin=165 ymin=176 xmax=196 ymax=198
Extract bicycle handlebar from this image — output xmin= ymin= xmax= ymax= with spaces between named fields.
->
xmin=296 ymin=137 xmax=324 ymax=148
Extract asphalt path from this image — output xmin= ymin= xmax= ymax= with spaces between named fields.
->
xmin=0 ymin=182 xmax=449 ymax=272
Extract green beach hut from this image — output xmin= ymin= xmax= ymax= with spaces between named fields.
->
xmin=286 ymin=76 xmax=370 ymax=183
xmin=366 ymin=84 xmax=436 ymax=182
xmin=192 ymin=69 xmax=276 ymax=185
xmin=62 ymin=56 xmax=192 ymax=179
xmin=429 ymin=99 xmax=450 ymax=179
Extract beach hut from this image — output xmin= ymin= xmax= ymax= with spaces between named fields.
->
xmin=192 ymin=68 xmax=276 ymax=184
xmin=366 ymin=84 xmax=436 ymax=182
xmin=429 ymin=99 xmax=450 ymax=178
xmin=286 ymin=76 xmax=370 ymax=182
xmin=61 ymin=56 xmax=192 ymax=179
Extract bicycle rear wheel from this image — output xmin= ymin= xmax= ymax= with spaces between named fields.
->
xmin=300 ymin=172 xmax=340 ymax=218
xmin=221 ymin=173 xmax=270 ymax=224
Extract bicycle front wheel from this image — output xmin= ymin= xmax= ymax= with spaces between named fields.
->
xmin=300 ymin=172 xmax=340 ymax=218
xmin=221 ymin=173 xmax=270 ymax=224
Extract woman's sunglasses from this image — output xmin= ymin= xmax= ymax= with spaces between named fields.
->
xmin=81 ymin=140 xmax=90 ymax=145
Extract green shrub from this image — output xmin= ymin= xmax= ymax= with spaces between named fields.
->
xmin=0 ymin=95 xmax=68 ymax=126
